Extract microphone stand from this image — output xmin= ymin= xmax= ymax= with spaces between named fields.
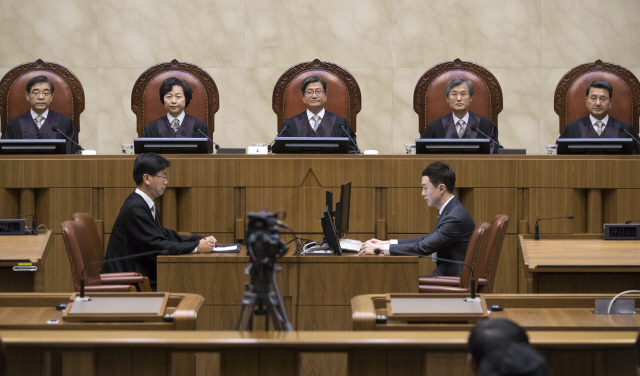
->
xmin=197 ymin=129 xmax=220 ymax=152
xmin=340 ymin=125 xmax=361 ymax=154
xmin=268 ymin=123 xmax=289 ymax=152
xmin=2 ymin=214 xmax=37 ymax=235
xmin=623 ymin=129 xmax=640 ymax=153
xmin=470 ymin=125 xmax=502 ymax=148
xmin=535 ymin=216 xmax=574 ymax=240
xmin=52 ymin=126 xmax=84 ymax=153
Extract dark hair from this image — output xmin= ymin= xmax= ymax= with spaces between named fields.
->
xmin=586 ymin=80 xmax=613 ymax=99
xmin=300 ymin=75 xmax=327 ymax=94
xmin=445 ymin=77 xmax=474 ymax=98
xmin=422 ymin=161 xmax=456 ymax=193
xmin=468 ymin=319 xmax=530 ymax=365
xmin=133 ymin=153 xmax=171 ymax=185
xmin=26 ymin=75 xmax=54 ymax=93
xmin=478 ymin=342 xmax=548 ymax=376
xmin=159 ymin=77 xmax=193 ymax=108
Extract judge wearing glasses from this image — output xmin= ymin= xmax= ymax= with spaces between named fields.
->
xmin=279 ymin=75 xmax=359 ymax=153
xmin=1 ymin=75 xmax=79 ymax=154
xmin=142 ymin=77 xmax=209 ymax=139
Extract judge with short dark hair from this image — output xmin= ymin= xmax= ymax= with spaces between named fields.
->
xmin=142 ymin=77 xmax=209 ymax=139
xmin=1 ymin=75 xmax=78 ymax=154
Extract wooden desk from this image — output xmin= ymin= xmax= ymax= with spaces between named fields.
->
xmin=157 ymin=251 xmax=419 ymax=330
xmin=0 ymin=231 xmax=52 ymax=292
xmin=518 ymin=234 xmax=640 ymax=293
xmin=1 ymin=329 xmax=636 ymax=376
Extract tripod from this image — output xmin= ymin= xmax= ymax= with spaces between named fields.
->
xmin=235 ymin=264 xmax=292 ymax=331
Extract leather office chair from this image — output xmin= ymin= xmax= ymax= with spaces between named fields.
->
xmin=0 ymin=59 xmax=85 ymax=136
xmin=131 ymin=59 xmax=219 ymax=139
xmin=418 ymin=222 xmax=490 ymax=294
xmin=272 ymin=58 xmax=362 ymax=133
xmin=554 ymin=60 xmax=640 ymax=134
xmin=413 ymin=58 xmax=503 ymax=136
xmin=62 ymin=213 xmax=151 ymax=292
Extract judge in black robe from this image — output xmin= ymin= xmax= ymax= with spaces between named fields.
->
xmin=558 ymin=116 xmax=639 ymax=154
xmin=422 ymin=112 xmax=499 ymax=154
xmin=2 ymin=110 xmax=78 ymax=154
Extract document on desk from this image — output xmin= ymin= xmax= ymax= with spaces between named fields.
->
xmin=213 ymin=244 xmax=241 ymax=253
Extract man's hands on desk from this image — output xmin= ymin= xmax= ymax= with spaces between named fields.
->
xmin=360 ymin=238 xmax=390 ymax=255
xmin=196 ymin=236 xmax=217 ymax=253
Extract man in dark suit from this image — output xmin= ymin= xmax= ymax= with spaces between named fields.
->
xmin=558 ymin=80 xmax=639 ymax=154
xmin=422 ymin=77 xmax=499 ymax=154
xmin=102 ymin=152 xmax=217 ymax=290
xmin=279 ymin=75 xmax=359 ymax=153
xmin=1 ymin=75 xmax=78 ymax=154
xmin=361 ymin=162 xmax=475 ymax=276
xmin=142 ymin=77 xmax=209 ymax=139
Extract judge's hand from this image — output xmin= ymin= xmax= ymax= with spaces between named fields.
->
xmin=360 ymin=240 xmax=385 ymax=255
xmin=196 ymin=236 xmax=217 ymax=253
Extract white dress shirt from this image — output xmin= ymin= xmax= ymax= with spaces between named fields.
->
xmin=31 ymin=109 xmax=49 ymax=129
xmin=306 ymin=108 xmax=325 ymax=131
xmin=589 ymin=114 xmax=609 ymax=134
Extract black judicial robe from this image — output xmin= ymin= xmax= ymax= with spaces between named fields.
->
xmin=558 ymin=116 xmax=639 ymax=154
xmin=421 ymin=111 xmax=499 ymax=154
xmin=102 ymin=192 xmax=203 ymax=288
xmin=1 ymin=110 xmax=78 ymax=154
xmin=142 ymin=114 xmax=209 ymax=139
xmin=280 ymin=110 xmax=359 ymax=153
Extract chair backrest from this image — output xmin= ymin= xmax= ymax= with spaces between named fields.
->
xmin=0 ymin=59 xmax=85 ymax=135
xmin=554 ymin=60 xmax=640 ymax=134
xmin=459 ymin=222 xmax=490 ymax=292
xmin=272 ymin=59 xmax=362 ymax=133
xmin=62 ymin=219 xmax=103 ymax=291
xmin=72 ymin=212 xmax=104 ymax=262
xmin=131 ymin=59 xmax=219 ymax=139
xmin=477 ymin=215 xmax=509 ymax=293
xmin=413 ymin=58 xmax=503 ymax=136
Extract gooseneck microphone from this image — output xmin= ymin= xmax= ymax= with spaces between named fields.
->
xmin=470 ymin=125 xmax=502 ymax=148
xmin=2 ymin=214 xmax=37 ymax=235
xmin=51 ymin=126 xmax=84 ymax=153
xmin=373 ymin=249 xmax=477 ymax=300
xmin=340 ymin=124 xmax=361 ymax=154
xmin=623 ymin=129 xmax=640 ymax=150
xmin=535 ymin=216 xmax=574 ymax=240
xmin=197 ymin=129 xmax=220 ymax=151
xmin=625 ymin=219 xmax=640 ymax=224
xmin=78 ymin=250 xmax=170 ymax=300
xmin=268 ymin=123 xmax=289 ymax=152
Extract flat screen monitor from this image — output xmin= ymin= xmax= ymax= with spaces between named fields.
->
xmin=133 ymin=138 xmax=210 ymax=154
xmin=334 ymin=181 xmax=352 ymax=238
xmin=271 ymin=137 xmax=350 ymax=154
xmin=325 ymin=190 xmax=334 ymax=217
xmin=556 ymin=138 xmax=633 ymax=155
xmin=320 ymin=207 xmax=342 ymax=256
xmin=416 ymin=138 xmax=491 ymax=154
xmin=0 ymin=139 xmax=66 ymax=154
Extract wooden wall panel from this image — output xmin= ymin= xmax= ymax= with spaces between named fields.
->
xmin=423 ymin=352 xmax=469 ymax=376
xmin=169 ymin=157 xmax=236 ymax=187
xmin=297 ymin=306 xmax=353 ymax=331
xmin=0 ymin=188 xmax=19 ymax=217
xmin=518 ymin=159 xmax=574 ymax=188
xmin=491 ymin=235 xmax=517 ymax=294
xmin=35 ymin=188 xmax=94 ymax=234
xmin=603 ymin=189 xmax=640 ymax=224
xmin=301 ymin=353 xmax=347 ymax=376
xmin=23 ymin=159 xmax=97 ymax=188
xmin=528 ymin=188 xmax=587 ymax=234
xmin=42 ymin=234 xmax=75 ymax=292
xmin=461 ymin=188 xmax=517 ymax=233
xmin=177 ymin=188 xmax=234 ymax=232
xmin=451 ymin=158 xmax=520 ymax=188
xmin=387 ymin=188 xmax=436 ymax=234
xmin=95 ymin=158 xmax=136 ymax=188
xmin=572 ymin=159 xmax=640 ymax=189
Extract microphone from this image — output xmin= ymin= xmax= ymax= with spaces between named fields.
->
xmin=625 ymin=220 xmax=640 ymax=224
xmin=78 ymin=250 xmax=170 ymax=300
xmin=197 ymin=129 xmax=220 ymax=151
xmin=268 ymin=123 xmax=289 ymax=152
xmin=340 ymin=124 xmax=361 ymax=154
xmin=2 ymin=214 xmax=37 ymax=235
xmin=623 ymin=129 xmax=640 ymax=151
xmin=52 ymin=126 xmax=84 ymax=153
xmin=470 ymin=125 xmax=502 ymax=148
xmin=535 ymin=216 xmax=574 ymax=240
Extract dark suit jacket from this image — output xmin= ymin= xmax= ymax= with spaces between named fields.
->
xmin=558 ymin=116 xmax=639 ymax=154
xmin=1 ymin=110 xmax=78 ymax=154
xmin=102 ymin=192 xmax=203 ymax=288
xmin=389 ymin=197 xmax=475 ymax=276
xmin=281 ymin=110 xmax=359 ymax=153
xmin=142 ymin=114 xmax=209 ymax=139
xmin=421 ymin=112 xmax=499 ymax=154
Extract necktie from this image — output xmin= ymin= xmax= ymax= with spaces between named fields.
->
xmin=171 ymin=119 xmax=180 ymax=132
xmin=595 ymin=120 xmax=604 ymax=136
xmin=151 ymin=205 xmax=156 ymax=220
xmin=312 ymin=115 xmax=320 ymax=131
xmin=35 ymin=116 xmax=44 ymax=129
xmin=432 ymin=212 xmax=440 ymax=262
xmin=456 ymin=120 xmax=465 ymax=138
xmin=151 ymin=206 xmax=160 ymax=226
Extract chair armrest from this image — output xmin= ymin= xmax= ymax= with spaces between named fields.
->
xmin=100 ymin=274 xmax=152 ymax=292
xmin=85 ymin=285 xmax=136 ymax=292
xmin=477 ymin=278 xmax=487 ymax=286
xmin=419 ymin=285 xmax=468 ymax=293
xmin=418 ymin=276 xmax=461 ymax=286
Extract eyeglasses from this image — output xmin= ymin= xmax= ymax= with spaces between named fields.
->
xmin=30 ymin=90 xmax=51 ymax=97
xmin=449 ymin=92 xmax=469 ymax=99
xmin=153 ymin=174 xmax=168 ymax=181
xmin=304 ymin=89 xmax=325 ymax=96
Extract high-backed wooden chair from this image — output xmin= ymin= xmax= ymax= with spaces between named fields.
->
xmin=62 ymin=213 xmax=151 ymax=293
xmin=131 ymin=59 xmax=219 ymax=139
xmin=418 ymin=222 xmax=490 ymax=294
xmin=0 ymin=59 xmax=85 ymax=135
xmin=414 ymin=58 xmax=503 ymax=135
xmin=272 ymin=59 xmax=362 ymax=133
xmin=554 ymin=60 xmax=640 ymax=134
